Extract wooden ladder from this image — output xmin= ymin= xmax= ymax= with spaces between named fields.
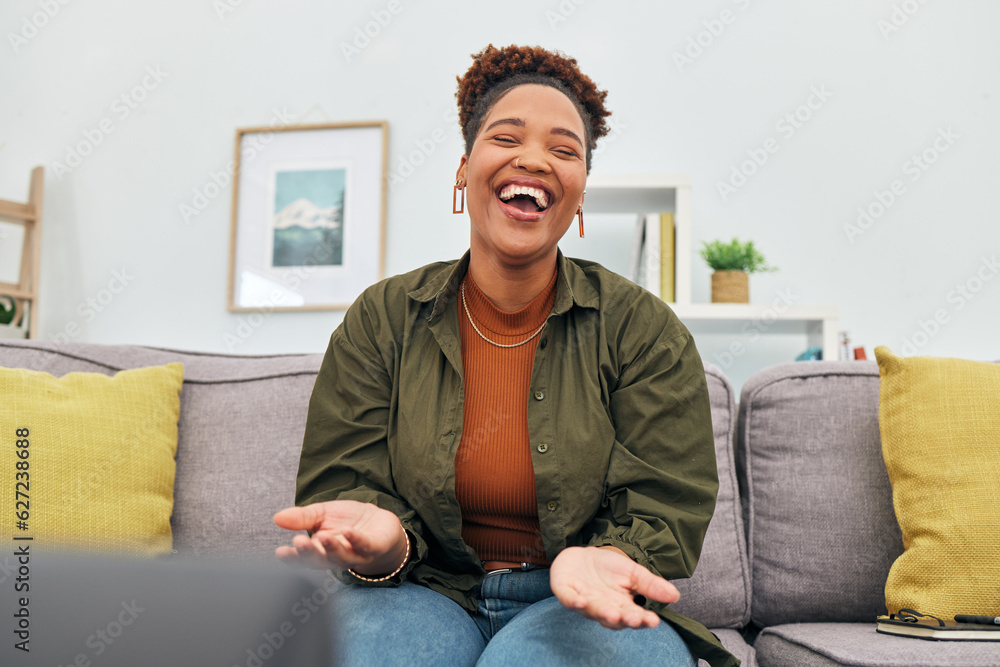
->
xmin=0 ymin=166 xmax=44 ymax=339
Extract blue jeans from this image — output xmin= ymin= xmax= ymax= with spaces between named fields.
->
xmin=333 ymin=568 xmax=696 ymax=666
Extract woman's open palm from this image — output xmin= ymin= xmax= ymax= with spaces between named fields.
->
xmin=273 ymin=500 xmax=405 ymax=574
xmin=550 ymin=546 xmax=680 ymax=630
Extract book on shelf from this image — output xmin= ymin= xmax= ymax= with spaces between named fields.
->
xmin=659 ymin=212 xmax=675 ymax=302
xmin=632 ymin=212 xmax=675 ymax=301
xmin=875 ymin=615 xmax=1000 ymax=641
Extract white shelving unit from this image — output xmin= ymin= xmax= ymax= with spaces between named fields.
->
xmin=585 ymin=174 xmax=840 ymax=361
xmin=585 ymin=173 xmax=693 ymax=305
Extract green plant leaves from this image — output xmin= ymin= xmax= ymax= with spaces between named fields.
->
xmin=0 ymin=299 xmax=14 ymax=326
xmin=699 ymin=237 xmax=777 ymax=274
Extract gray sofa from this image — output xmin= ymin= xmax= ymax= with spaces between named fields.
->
xmin=2 ymin=339 xmax=997 ymax=666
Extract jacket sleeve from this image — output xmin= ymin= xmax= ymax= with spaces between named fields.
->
xmin=295 ymin=293 xmax=427 ymax=585
xmin=583 ymin=316 xmax=719 ymax=581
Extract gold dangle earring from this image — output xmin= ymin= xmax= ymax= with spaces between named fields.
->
xmin=453 ymin=180 xmax=465 ymax=214
xmin=577 ymin=207 xmax=584 ymax=238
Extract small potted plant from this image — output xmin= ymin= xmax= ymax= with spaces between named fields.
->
xmin=700 ymin=237 xmax=776 ymax=303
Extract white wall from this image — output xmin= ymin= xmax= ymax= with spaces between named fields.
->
xmin=2 ymin=0 xmax=997 ymax=388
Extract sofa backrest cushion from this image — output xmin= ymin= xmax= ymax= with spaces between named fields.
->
xmin=670 ymin=362 xmax=751 ymax=629
xmin=737 ymin=361 xmax=903 ymax=626
xmin=0 ymin=340 xmax=322 ymax=561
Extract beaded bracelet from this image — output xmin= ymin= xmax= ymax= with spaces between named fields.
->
xmin=347 ymin=523 xmax=410 ymax=583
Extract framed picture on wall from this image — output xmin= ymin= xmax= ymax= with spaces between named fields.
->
xmin=227 ymin=121 xmax=387 ymax=311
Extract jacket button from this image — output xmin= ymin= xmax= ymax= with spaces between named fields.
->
xmin=540 ymin=338 xmax=548 ymax=349
xmin=533 ymin=390 xmax=545 ymax=401
xmin=546 ymin=501 xmax=558 ymax=511
xmin=537 ymin=443 xmax=548 ymax=453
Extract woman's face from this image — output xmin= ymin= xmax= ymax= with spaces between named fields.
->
xmin=456 ymin=84 xmax=587 ymax=269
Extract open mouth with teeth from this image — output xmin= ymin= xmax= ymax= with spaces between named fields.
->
xmin=497 ymin=184 xmax=551 ymax=213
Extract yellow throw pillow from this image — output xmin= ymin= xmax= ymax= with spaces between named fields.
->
xmin=875 ymin=346 xmax=1000 ymax=617
xmin=0 ymin=363 xmax=184 ymax=556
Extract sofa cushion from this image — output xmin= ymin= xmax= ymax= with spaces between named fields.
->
xmin=671 ymin=363 xmax=751 ymax=630
xmin=0 ymin=340 xmax=323 ymax=560
xmin=875 ymin=346 xmax=1000 ymax=617
xmin=0 ymin=362 xmax=183 ymax=555
xmin=755 ymin=622 xmax=1000 ymax=666
xmin=737 ymin=361 xmax=903 ymax=626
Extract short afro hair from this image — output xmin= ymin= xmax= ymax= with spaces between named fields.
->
xmin=456 ymin=44 xmax=611 ymax=173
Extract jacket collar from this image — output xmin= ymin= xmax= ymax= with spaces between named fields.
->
xmin=408 ymin=250 xmax=600 ymax=322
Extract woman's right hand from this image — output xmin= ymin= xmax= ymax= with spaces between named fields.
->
xmin=273 ymin=500 xmax=408 ymax=576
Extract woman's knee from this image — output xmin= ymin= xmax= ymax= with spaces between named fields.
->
xmin=478 ymin=596 xmax=694 ymax=667
xmin=334 ymin=582 xmax=485 ymax=666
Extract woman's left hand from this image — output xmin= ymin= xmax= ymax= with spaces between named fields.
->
xmin=549 ymin=546 xmax=680 ymax=630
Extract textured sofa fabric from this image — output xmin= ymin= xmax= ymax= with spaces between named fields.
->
xmin=711 ymin=629 xmax=758 ymax=667
xmin=672 ymin=363 xmax=752 ymax=631
xmin=739 ymin=362 xmax=1000 ymax=666
xmin=10 ymin=341 xmax=999 ymax=665
xmin=755 ymin=623 xmax=1000 ymax=667
xmin=0 ymin=340 xmax=323 ymax=559
xmin=680 ymin=363 xmax=756 ymax=666
xmin=736 ymin=361 xmax=902 ymax=627
xmin=0 ymin=341 xmax=754 ymax=662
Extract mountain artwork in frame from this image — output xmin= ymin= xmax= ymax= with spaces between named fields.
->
xmin=268 ymin=165 xmax=346 ymax=269
xmin=227 ymin=121 xmax=387 ymax=311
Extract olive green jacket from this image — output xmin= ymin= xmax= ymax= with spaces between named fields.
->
xmin=296 ymin=251 xmax=737 ymax=667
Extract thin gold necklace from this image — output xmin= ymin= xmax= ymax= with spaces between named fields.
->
xmin=461 ymin=282 xmax=547 ymax=349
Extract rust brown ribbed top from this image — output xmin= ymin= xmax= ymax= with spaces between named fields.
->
xmin=455 ymin=269 xmax=558 ymax=565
